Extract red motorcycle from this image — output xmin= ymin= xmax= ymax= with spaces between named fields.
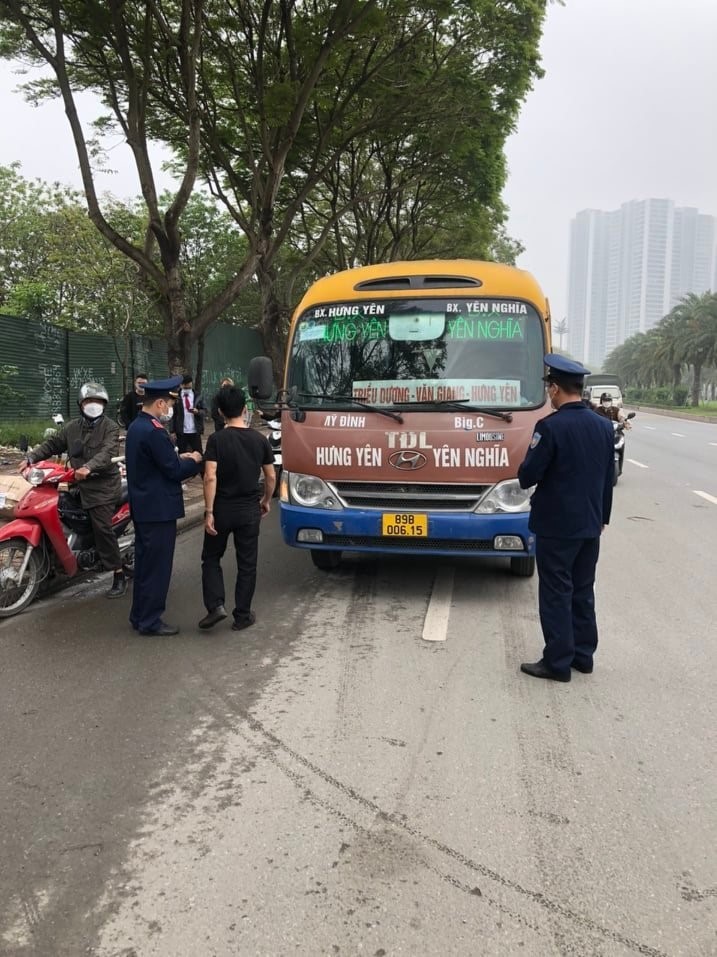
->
xmin=0 ymin=458 xmax=134 ymax=618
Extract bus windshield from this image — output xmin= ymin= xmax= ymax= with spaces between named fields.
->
xmin=288 ymin=297 xmax=546 ymax=409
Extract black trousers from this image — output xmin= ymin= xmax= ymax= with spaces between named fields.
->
xmin=177 ymin=432 xmax=202 ymax=454
xmin=87 ymin=502 xmax=122 ymax=571
xmin=130 ymin=521 xmax=177 ymax=632
xmin=201 ymin=506 xmax=261 ymax=623
xmin=536 ymin=536 xmax=600 ymax=675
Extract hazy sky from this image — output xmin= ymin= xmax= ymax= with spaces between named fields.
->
xmin=1 ymin=0 xmax=716 ymax=327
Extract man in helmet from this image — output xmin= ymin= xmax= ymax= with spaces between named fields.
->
xmin=25 ymin=382 xmax=128 ymax=598
xmin=594 ymin=392 xmax=628 ymax=425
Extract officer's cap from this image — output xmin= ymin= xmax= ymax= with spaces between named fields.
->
xmin=543 ymin=353 xmax=591 ymax=388
xmin=142 ymin=375 xmax=182 ymax=400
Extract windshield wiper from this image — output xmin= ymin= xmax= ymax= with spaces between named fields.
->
xmin=394 ymin=399 xmax=513 ymax=423
xmin=298 ymin=392 xmax=404 ymax=423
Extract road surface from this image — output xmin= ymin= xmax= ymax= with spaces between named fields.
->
xmin=1 ymin=411 xmax=715 ymax=956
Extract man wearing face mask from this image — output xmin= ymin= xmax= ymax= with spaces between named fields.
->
xmin=125 ymin=376 xmax=203 ymax=636
xmin=516 ymin=355 xmax=615 ymax=682
xmin=118 ymin=373 xmax=148 ymax=427
xmin=595 ymin=392 xmax=628 ymax=425
xmin=25 ymin=382 xmax=127 ymax=598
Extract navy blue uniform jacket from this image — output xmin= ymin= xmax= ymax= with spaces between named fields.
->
xmin=125 ymin=412 xmax=201 ymax=522
xmin=517 ymin=401 xmax=615 ymax=539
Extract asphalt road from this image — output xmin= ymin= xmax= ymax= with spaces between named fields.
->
xmin=1 ymin=412 xmax=715 ymax=957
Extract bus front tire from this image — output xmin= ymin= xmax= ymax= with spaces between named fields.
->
xmin=310 ymin=549 xmax=342 ymax=571
xmin=510 ymin=556 xmax=535 ymax=578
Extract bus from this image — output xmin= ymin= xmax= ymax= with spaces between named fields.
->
xmin=249 ymin=260 xmax=552 ymax=577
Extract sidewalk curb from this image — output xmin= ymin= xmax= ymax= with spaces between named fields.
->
xmin=632 ymin=405 xmax=717 ymax=424
xmin=178 ymin=500 xmax=205 ymax=533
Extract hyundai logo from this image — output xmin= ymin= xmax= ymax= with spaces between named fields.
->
xmin=389 ymin=450 xmax=427 ymax=470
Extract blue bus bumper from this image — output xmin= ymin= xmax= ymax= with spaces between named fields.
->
xmin=279 ymin=503 xmax=534 ymax=559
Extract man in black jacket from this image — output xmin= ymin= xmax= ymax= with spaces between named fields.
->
xmin=118 ymin=373 xmax=148 ymax=428
xmin=27 ymin=382 xmax=128 ymax=598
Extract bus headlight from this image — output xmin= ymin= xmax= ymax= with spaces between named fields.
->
xmin=288 ymin=472 xmax=343 ymax=510
xmin=476 ymin=480 xmax=534 ymax=514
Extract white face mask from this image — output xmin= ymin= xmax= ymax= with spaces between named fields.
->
xmin=83 ymin=402 xmax=104 ymax=419
xmin=159 ymin=405 xmax=174 ymax=424
xmin=602 ymin=400 xmax=611 ymax=408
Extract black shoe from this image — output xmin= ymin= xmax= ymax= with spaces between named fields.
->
xmin=106 ymin=572 xmax=127 ymax=599
xmin=520 ymin=660 xmax=571 ymax=682
xmin=139 ymin=621 xmax=180 ymax=636
xmin=231 ymin=611 xmax=256 ymax=632
xmin=198 ymin=605 xmax=227 ymax=630
xmin=571 ymin=659 xmax=594 ymax=674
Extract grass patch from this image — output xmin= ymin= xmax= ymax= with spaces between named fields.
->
xmin=0 ymin=419 xmax=55 ymax=448
xmin=635 ymin=403 xmax=717 ymax=418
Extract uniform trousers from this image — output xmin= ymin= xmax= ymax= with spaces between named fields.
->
xmin=201 ymin=504 xmax=261 ymax=624
xmin=87 ymin=501 xmax=122 ymax=571
xmin=536 ymin=536 xmax=600 ymax=675
xmin=130 ymin=520 xmax=177 ymax=632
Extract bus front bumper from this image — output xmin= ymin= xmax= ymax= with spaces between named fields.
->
xmin=279 ymin=503 xmax=534 ymax=559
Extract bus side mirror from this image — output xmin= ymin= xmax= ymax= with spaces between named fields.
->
xmin=248 ymin=356 xmax=274 ymax=401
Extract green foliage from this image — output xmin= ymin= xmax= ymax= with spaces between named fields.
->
xmin=0 ymin=419 xmax=48 ymax=448
xmin=0 ymin=364 xmax=23 ymax=403
xmin=0 ymin=0 xmax=547 ymax=372
xmin=605 ymin=291 xmax=717 ymax=406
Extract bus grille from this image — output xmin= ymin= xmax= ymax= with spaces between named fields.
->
xmin=328 ymin=481 xmax=491 ymax=512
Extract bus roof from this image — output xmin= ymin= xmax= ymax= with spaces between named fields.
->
xmin=293 ymin=260 xmax=549 ymax=318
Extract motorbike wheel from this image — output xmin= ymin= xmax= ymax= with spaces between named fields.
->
xmin=613 ymin=459 xmax=619 ymax=486
xmin=618 ymin=450 xmax=624 ymax=475
xmin=310 ymin=549 xmax=342 ymax=571
xmin=0 ymin=538 xmax=42 ymax=618
xmin=273 ymin=466 xmax=282 ymax=497
xmin=510 ymin=556 xmax=535 ymax=578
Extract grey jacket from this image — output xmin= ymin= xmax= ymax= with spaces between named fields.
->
xmin=30 ymin=415 xmax=122 ymax=508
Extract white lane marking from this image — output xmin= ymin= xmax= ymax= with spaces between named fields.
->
xmin=710 ymin=443 xmax=717 ymax=447
xmin=671 ymin=432 xmax=685 ymax=437
xmin=644 ymin=426 xmax=656 ymax=430
xmin=693 ymin=490 xmax=717 ymax=506
xmin=422 ymin=566 xmax=455 ymax=642
xmin=627 ymin=458 xmax=649 ymax=469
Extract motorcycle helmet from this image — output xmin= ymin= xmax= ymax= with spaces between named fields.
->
xmin=78 ymin=382 xmax=109 ymax=406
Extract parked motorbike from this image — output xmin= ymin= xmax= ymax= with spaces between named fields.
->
xmin=0 ymin=456 xmax=133 ymax=618
xmin=613 ymin=411 xmax=636 ymax=485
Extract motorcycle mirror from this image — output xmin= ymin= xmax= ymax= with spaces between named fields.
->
xmin=627 ymin=412 xmax=636 ymax=419
xmin=18 ymin=435 xmax=28 ymax=452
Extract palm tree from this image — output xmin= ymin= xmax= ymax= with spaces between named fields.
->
xmin=671 ymin=292 xmax=717 ymax=405
xmin=553 ymin=317 xmax=568 ymax=351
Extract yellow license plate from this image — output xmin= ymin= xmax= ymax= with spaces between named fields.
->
xmin=381 ymin=513 xmax=428 ymax=538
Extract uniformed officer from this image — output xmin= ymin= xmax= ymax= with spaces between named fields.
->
xmin=517 ymin=354 xmax=615 ymax=681
xmin=125 ymin=376 xmax=203 ymax=635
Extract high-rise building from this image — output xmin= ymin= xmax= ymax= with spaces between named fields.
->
xmin=567 ymin=200 xmax=717 ymax=367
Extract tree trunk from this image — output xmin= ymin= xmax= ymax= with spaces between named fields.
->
xmin=690 ymin=363 xmax=702 ymax=406
xmin=257 ymin=268 xmax=290 ymax=387
xmin=164 ymin=263 xmax=192 ymax=375
xmin=195 ymin=332 xmax=205 ymax=394
xmin=672 ymin=363 xmax=681 ymax=391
